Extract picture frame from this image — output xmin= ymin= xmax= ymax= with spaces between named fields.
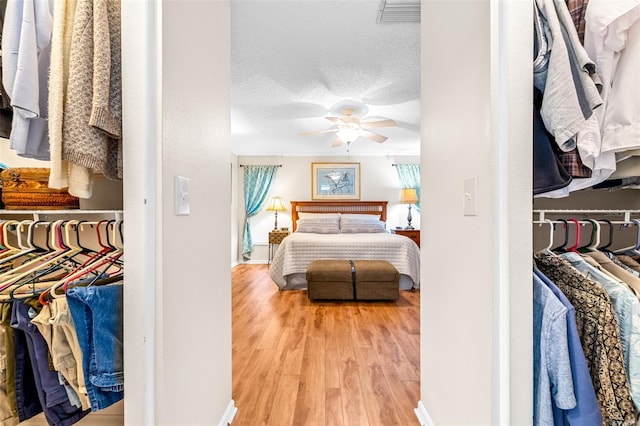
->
xmin=311 ymin=162 xmax=361 ymax=200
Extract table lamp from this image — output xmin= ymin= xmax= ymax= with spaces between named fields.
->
xmin=399 ymin=188 xmax=418 ymax=230
xmin=266 ymin=196 xmax=287 ymax=230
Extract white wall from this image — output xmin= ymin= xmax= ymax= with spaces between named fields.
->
xmin=231 ymin=153 xmax=239 ymax=267
xmin=0 ymin=138 xmax=49 ymax=167
xmin=235 ymin=155 xmax=420 ymax=263
xmin=123 ymin=0 xmax=233 ymax=424
xmin=419 ymin=1 xmax=532 ymax=424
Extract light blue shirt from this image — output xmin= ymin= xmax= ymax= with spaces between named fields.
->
xmin=534 ymin=273 xmax=576 ymax=425
xmin=535 ymin=267 xmax=603 ymax=426
xmin=562 ymin=252 xmax=640 ymax=411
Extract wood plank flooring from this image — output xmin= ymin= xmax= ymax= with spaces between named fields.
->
xmin=232 ymin=264 xmax=421 ymax=426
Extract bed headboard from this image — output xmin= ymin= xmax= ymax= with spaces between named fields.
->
xmin=290 ymin=200 xmax=388 ymax=231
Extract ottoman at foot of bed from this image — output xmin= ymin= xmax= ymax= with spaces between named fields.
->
xmin=306 ymin=259 xmax=399 ymax=301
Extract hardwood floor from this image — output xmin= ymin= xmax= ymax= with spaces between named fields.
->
xmin=232 ymin=264 xmax=420 ymax=426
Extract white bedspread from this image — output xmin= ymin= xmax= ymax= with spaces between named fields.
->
xmin=268 ymin=232 xmax=420 ymax=290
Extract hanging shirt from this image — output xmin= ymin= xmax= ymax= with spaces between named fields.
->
xmin=536 ymin=115 xmax=616 ymax=197
xmin=534 ymin=0 xmax=602 ymax=151
xmin=583 ymin=251 xmax=640 ymax=296
xmin=535 ymin=267 xmax=602 ymax=426
xmin=535 ymin=252 xmax=637 ymax=425
xmin=533 ymin=273 xmax=576 ymax=426
xmin=565 ymin=0 xmax=590 ymax=43
xmin=1 ymin=0 xmax=53 ymax=160
xmin=584 ymin=0 xmax=640 ymax=156
xmin=561 ymin=251 xmax=640 ymax=411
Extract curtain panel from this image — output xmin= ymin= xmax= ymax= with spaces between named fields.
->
xmin=395 ymin=163 xmax=421 ymax=211
xmin=242 ymin=165 xmax=279 ymax=260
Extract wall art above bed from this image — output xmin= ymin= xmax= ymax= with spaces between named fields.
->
xmin=311 ymin=162 xmax=361 ymax=200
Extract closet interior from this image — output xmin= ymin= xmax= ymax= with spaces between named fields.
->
xmin=532 ymin=0 xmax=640 ymax=424
xmin=0 ymin=0 xmax=126 ymax=423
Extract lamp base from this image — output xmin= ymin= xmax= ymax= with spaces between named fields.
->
xmin=405 ymin=205 xmax=414 ymax=230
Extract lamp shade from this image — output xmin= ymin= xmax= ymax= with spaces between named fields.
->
xmin=399 ymin=188 xmax=418 ymax=204
xmin=266 ymin=196 xmax=287 ymax=212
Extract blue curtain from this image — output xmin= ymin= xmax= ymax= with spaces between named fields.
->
xmin=395 ymin=164 xmax=421 ymax=211
xmin=242 ymin=165 xmax=279 ymax=261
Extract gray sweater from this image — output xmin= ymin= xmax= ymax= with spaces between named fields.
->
xmin=62 ymin=0 xmax=122 ymax=181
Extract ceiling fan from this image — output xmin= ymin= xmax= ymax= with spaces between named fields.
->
xmin=299 ymin=108 xmax=397 ymax=148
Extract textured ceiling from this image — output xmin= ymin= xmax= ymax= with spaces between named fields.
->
xmin=231 ymin=0 xmax=421 ymax=157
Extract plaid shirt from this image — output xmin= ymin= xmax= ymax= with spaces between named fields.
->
xmin=566 ymin=0 xmax=590 ymax=44
xmin=557 ymin=147 xmax=592 ymax=178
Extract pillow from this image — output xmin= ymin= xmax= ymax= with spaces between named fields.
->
xmin=295 ymin=217 xmax=340 ymax=234
xmin=297 ymin=212 xmax=340 ymax=220
xmin=340 ymin=218 xmax=387 ymax=233
xmin=340 ymin=213 xmax=381 ymax=221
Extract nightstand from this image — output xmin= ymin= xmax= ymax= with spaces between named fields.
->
xmin=268 ymin=230 xmax=290 ymax=264
xmin=393 ymin=229 xmax=420 ymax=248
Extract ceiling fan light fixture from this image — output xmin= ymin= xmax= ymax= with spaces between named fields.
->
xmin=337 ymin=128 xmax=361 ymax=143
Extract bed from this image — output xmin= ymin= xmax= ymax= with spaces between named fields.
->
xmin=268 ymin=200 xmax=420 ymax=290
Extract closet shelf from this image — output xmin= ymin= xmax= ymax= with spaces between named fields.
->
xmin=0 ymin=209 xmax=123 ymax=221
xmin=534 ymin=209 xmax=640 ymax=223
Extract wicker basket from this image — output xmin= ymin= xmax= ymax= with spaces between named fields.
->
xmin=0 ymin=168 xmax=79 ymax=210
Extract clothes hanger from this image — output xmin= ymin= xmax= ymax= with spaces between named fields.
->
xmin=0 ymin=221 xmax=7 ymax=252
xmin=9 ymin=220 xmax=111 ymax=301
xmin=536 ymin=219 xmax=557 ymax=255
xmin=0 ymin=220 xmax=44 ymax=270
xmin=628 ymin=218 xmax=640 ymax=255
xmin=0 ymin=220 xmax=84 ymax=296
xmin=597 ymin=219 xmax=614 ymax=251
xmin=40 ymin=220 xmax=124 ymax=302
xmin=0 ymin=220 xmax=20 ymax=257
xmin=614 ymin=219 xmax=640 ymax=254
xmin=565 ymin=218 xmax=581 ymax=253
xmin=578 ymin=219 xmax=600 ymax=252
xmin=50 ymin=245 xmax=123 ymax=299
xmin=551 ymin=219 xmax=569 ymax=252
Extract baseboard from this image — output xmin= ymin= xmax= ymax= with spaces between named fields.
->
xmin=217 ymin=399 xmax=237 ymax=426
xmin=414 ymin=400 xmax=435 ymax=426
xmin=240 ymin=259 xmax=268 ymax=265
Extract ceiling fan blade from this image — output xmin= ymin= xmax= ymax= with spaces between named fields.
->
xmin=360 ymin=119 xmax=397 ymax=129
xmin=331 ymin=137 xmax=344 ymax=147
xmin=325 ymin=117 xmax=344 ymax=125
xmin=299 ymin=128 xmax=339 ymax=137
xmin=360 ymin=130 xmax=388 ymax=143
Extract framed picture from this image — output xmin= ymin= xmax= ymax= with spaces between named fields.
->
xmin=311 ymin=162 xmax=361 ymax=200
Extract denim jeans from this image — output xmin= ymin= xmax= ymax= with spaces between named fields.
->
xmin=66 ymin=284 xmax=124 ymax=411
xmin=0 ymin=303 xmax=19 ymax=425
xmin=31 ymin=300 xmax=91 ymax=411
xmin=11 ymin=301 xmax=88 ymax=426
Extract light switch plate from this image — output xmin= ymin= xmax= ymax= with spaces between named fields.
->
xmin=463 ymin=176 xmax=478 ymax=216
xmin=175 ymin=175 xmax=190 ymax=215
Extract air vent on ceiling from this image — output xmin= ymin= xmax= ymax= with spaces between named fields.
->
xmin=377 ymin=0 xmax=421 ymax=23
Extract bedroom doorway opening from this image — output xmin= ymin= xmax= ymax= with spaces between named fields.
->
xmin=229 ymin=1 xmax=421 ymax=424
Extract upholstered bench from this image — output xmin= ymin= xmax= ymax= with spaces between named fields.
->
xmin=306 ymin=259 xmax=400 ymax=301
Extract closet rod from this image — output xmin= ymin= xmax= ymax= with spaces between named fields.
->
xmin=532 ymin=220 xmax=634 ymax=226
xmin=0 ymin=210 xmax=123 ymax=222
xmin=533 ymin=209 xmax=640 ymax=223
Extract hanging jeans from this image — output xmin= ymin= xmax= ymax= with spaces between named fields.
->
xmin=31 ymin=300 xmax=91 ymax=411
xmin=66 ymin=284 xmax=124 ymax=411
xmin=0 ymin=303 xmax=19 ymax=426
xmin=10 ymin=301 xmax=87 ymax=426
